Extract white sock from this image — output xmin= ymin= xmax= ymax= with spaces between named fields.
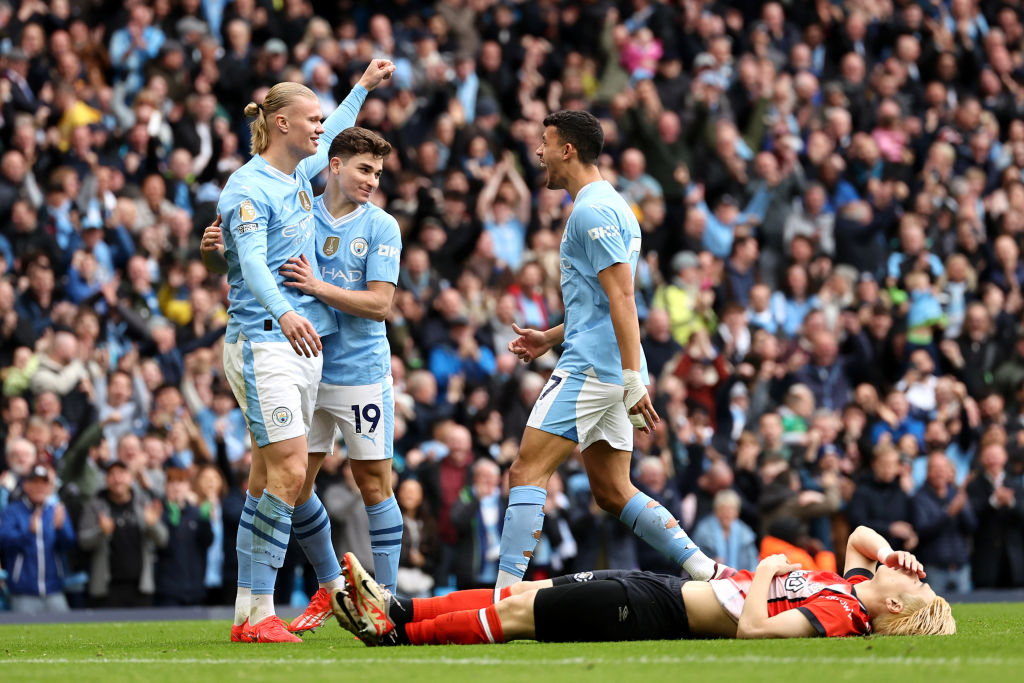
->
xmin=683 ymin=551 xmax=717 ymax=582
xmin=321 ymin=577 xmax=345 ymax=592
xmin=494 ymin=569 xmax=521 ymax=602
xmin=233 ymin=587 xmax=251 ymax=626
xmin=250 ymin=593 xmax=276 ymax=625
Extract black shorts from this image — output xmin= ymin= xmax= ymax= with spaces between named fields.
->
xmin=532 ymin=570 xmax=690 ymax=642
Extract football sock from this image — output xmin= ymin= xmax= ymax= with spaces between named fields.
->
xmin=619 ymin=491 xmax=717 ymax=580
xmin=233 ymin=491 xmax=260 ymax=626
xmin=250 ymin=490 xmax=293 ymax=621
xmin=411 ymin=588 xmax=509 ymax=622
xmin=405 ymin=605 xmax=505 ymax=645
xmin=495 ymin=485 xmax=547 ymax=595
xmin=366 ymin=495 xmax=403 ymax=595
xmin=292 ymin=493 xmax=343 ymax=589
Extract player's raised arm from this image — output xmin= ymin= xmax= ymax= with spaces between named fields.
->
xmin=845 ymin=525 xmax=926 ymax=578
xmin=736 ymin=554 xmax=817 ymax=639
xmin=297 ymin=59 xmax=395 ymax=178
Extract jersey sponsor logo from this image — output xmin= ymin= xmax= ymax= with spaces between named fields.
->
xmin=784 ymin=571 xmax=809 ymax=592
xmin=272 ymin=407 xmax=293 ymax=427
xmin=237 ymin=222 xmax=259 ymax=234
xmin=239 ymin=199 xmax=257 ymax=221
xmin=324 ymin=236 xmax=340 ymax=256
xmin=588 ymin=225 xmax=616 ymax=240
xmin=572 ymin=571 xmax=594 ymax=583
xmin=281 ymin=215 xmax=315 ymax=241
xmin=378 ymin=244 xmax=399 ymax=259
xmin=298 ymin=190 xmax=312 ymax=211
xmin=321 ymin=266 xmax=364 ymax=283
xmin=350 ymin=237 xmax=369 ymax=257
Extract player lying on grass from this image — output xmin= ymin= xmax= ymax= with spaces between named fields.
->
xmin=331 ymin=525 xmax=955 ymax=645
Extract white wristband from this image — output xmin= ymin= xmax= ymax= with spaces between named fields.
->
xmin=876 ymin=546 xmax=895 ymax=564
xmin=622 ymin=369 xmax=648 ymax=429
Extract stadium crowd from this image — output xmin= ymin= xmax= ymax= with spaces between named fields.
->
xmin=2 ymin=0 xmax=1024 ymax=614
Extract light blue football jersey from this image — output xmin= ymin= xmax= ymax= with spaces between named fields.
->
xmin=313 ymin=196 xmax=401 ymax=385
xmin=217 ymin=85 xmax=368 ymax=344
xmin=556 ymin=180 xmax=650 ymax=385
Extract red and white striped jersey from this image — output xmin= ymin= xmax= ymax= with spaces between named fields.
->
xmin=709 ymin=568 xmax=873 ymax=637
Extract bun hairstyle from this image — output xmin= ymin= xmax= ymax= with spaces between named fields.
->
xmin=244 ymin=82 xmax=317 ymax=155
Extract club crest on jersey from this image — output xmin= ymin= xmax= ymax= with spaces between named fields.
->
xmin=350 ymin=237 xmax=369 ymax=257
xmin=272 ymin=407 xmax=293 ymax=427
xmin=239 ymin=199 xmax=256 ymax=222
xmin=323 ymin=236 xmax=340 ymax=256
xmin=298 ymin=190 xmax=312 ymax=211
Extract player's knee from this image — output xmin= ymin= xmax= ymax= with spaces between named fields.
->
xmin=508 ymin=455 xmax=554 ymax=487
xmin=591 ymin=486 xmax=628 ymax=516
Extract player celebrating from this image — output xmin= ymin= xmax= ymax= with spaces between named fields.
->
xmin=279 ymin=126 xmax=403 ymax=620
xmin=212 ymin=60 xmax=394 ymax=643
xmin=334 ymin=525 xmax=956 ymax=645
xmin=494 ymin=110 xmax=725 ymax=595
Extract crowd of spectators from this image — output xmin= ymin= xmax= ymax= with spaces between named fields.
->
xmin=2 ymin=0 xmax=1024 ymax=613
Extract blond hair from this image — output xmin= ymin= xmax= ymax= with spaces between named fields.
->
xmin=872 ymin=594 xmax=956 ymax=636
xmin=244 ymin=82 xmax=317 ymax=155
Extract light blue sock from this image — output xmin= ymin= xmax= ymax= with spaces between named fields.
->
xmin=236 ymin=491 xmax=260 ymax=589
xmin=366 ymin=496 xmax=402 ymax=595
xmin=497 ymin=485 xmax=547 ymax=579
xmin=250 ymin=490 xmax=293 ymax=595
xmin=619 ymin=491 xmax=702 ymax=567
xmin=292 ymin=493 xmax=341 ymax=585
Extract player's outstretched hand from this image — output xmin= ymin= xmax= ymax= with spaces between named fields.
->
xmin=358 ymin=59 xmax=396 ymax=91
xmin=757 ymin=553 xmax=802 ymax=577
xmin=507 ymin=323 xmax=552 ymax=363
xmin=201 ymin=215 xmax=223 ymax=252
xmin=278 ymin=310 xmax=322 ymax=358
xmin=280 ymin=254 xmax=322 ymax=296
xmin=884 ymin=550 xmax=926 ymax=578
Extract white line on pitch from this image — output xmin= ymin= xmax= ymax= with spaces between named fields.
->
xmin=0 ymin=655 xmax=1018 ymax=666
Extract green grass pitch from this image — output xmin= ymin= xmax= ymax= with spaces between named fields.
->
xmin=1 ymin=603 xmax=1022 ymax=683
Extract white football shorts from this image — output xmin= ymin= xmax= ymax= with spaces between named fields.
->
xmin=526 ymin=368 xmax=633 ymax=452
xmin=223 ymin=334 xmax=323 ymax=448
xmin=307 ymin=377 xmax=394 ymax=460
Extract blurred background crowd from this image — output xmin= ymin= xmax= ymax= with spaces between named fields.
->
xmin=2 ymin=0 xmax=1024 ymax=614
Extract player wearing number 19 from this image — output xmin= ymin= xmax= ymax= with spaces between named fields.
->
xmin=495 ymin=111 xmax=729 ymax=596
xmin=279 ymin=126 xmax=403 ymax=604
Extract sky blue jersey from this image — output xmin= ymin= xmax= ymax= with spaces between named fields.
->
xmin=314 ymin=196 xmax=401 ymax=385
xmin=556 ymin=180 xmax=649 ymax=385
xmin=217 ymin=85 xmax=367 ymax=344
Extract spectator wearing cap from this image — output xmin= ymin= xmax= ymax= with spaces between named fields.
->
xmin=77 ymin=459 xmax=167 ymax=607
xmin=154 ymin=467 xmax=212 ymax=606
xmin=0 ymin=464 xmax=76 ymax=614
xmin=1 ymin=47 xmax=39 ymax=114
